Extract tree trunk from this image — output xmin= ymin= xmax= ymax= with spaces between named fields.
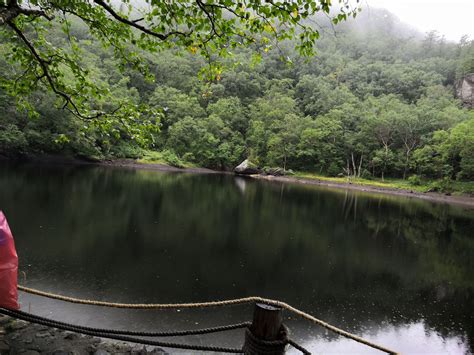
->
xmin=351 ymin=153 xmax=356 ymax=178
xmin=357 ymin=155 xmax=363 ymax=178
xmin=403 ymin=150 xmax=411 ymax=180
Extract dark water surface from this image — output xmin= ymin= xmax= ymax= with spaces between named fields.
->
xmin=1 ymin=162 xmax=473 ymax=354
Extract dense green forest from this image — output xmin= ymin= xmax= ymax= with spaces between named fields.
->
xmin=1 ymin=8 xmax=473 ymax=184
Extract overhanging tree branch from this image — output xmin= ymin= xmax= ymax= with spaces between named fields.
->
xmin=0 ymin=0 xmax=53 ymax=24
xmin=0 ymin=0 xmax=360 ymax=122
xmin=6 ymin=20 xmax=102 ymax=119
xmin=92 ymin=0 xmax=192 ymax=40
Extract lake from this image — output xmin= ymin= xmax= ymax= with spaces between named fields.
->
xmin=1 ymin=162 xmax=473 ymax=354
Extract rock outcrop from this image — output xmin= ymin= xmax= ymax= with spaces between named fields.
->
xmin=456 ymin=73 xmax=474 ymax=108
xmin=0 ymin=315 xmax=167 ymax=354
xmin=234 ymin=159 xmax=260 ymax=175
xmin=262 ymin=167 xmax=294 ymax=176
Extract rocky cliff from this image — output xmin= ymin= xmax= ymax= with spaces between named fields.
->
xmin=456 ymin=73 xmax=474 ymax=108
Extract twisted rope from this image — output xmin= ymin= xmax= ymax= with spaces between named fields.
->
xmin=2 ymin=308 xmax=251 ymax=337
xmin=18 ymin=285 xmax=398 ymax=354
xmin=0 ymin=308 xmax=310 ymax=354
xmin=0 ymin=308 xmax=243 ymax=353
xmin=243 ymin=327 xmax=288 ymax=354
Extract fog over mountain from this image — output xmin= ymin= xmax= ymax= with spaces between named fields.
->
xmin=364 ymin=0 xmax=473 ymax=42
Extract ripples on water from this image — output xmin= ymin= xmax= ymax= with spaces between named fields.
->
xmin=1 ymin=162 xmax=473 ymax=353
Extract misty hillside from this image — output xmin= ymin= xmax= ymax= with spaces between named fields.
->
xmin=1 ymin=6 xmax=473 ymax=184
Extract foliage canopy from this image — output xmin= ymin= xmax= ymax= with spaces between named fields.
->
xmin=0 ymin=0 xmax=359 ymax=133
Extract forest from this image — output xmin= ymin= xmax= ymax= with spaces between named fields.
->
xmin=1 ymin=7 xmax=473 ymax=189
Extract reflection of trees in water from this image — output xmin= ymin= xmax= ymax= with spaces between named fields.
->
xmin=1 ymin=162 xmax=473 ymax=351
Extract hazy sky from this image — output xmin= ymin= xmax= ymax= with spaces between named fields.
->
xmin=365 ymin=0 xmax=474 ymax=41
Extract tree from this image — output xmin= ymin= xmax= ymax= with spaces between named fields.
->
xmin=446 ymin=118 xmax=474 ymax=180
xmin=297 ymin=115 xmax=344 ymax=173
xmin=207 ymin=97 xmax=247 ymax=134
xmin=0 ymin=0 xmax=359 ymax=121
xmin=295 ymin=75 xmax=357 ymax=116
xmin=149 ymin=86 xmax=205 ymax=131
xmin=267 ymin=113 xmax=306 ymax=170
xmin=360 ymin=95 xmax=402 ymax=179
xmin=2 ymin=3 xmax=472 ymax=179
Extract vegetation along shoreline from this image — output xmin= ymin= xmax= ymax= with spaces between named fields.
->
xmin=6 ymin=155 xmax=472 ymax=209
xmin=112 ymin=158 xmax=474 ymax=209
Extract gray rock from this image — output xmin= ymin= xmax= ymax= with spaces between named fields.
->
xmin=52 ymin=351 xmax=72 ymax=355
xmin=149 ymin=349 xmax=167 ymax=355
xmin=263 ymin=167 xmax=285 ymax=176
xmin=0 ymin=340 xmax=9 ymax=353
xmin=9 ymin=321 xmax=28 ymax=330
xmin=34 ymin=325 xmax=49 ymax=331
xmin=85 ymin=344 xmax=97 ymax=353
xmin=262 ymin=167 xmax=294 ymax=176
xmin=18 ymin=351 xmax=40 ymax=355
xmin=131 ymin=347 xmax=147 ymax=355
xmin=64 ymin=332 xmax=80 ymax=341
xmin=234 ymin=159 xmax=260 ymax=175
xmin=456 ymin=73 xmax=474 ymax=108
xmin=35 ymin=331 xmax=51 ymax=338
xmin=93 ymin=350 xmax=110 ymax=355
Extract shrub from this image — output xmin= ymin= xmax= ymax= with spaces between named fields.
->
xmin=360 ymin=169 xmax=372 ymax=180
xmin=0 ymin=124 xmax=28 ymax=155
xmin=428 ymin=178 xmax=453 ymax=193
xmin=408 ymin=175 xmax=422 ymax=186
xmin=162 ymin=149 xmax=186 ymax=168
xmin=327 ymin=162 xmax=342 ymax=177
xmin=110 ymin=143 xmax=144 ymax=159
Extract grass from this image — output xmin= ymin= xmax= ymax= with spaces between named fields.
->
xmin=133 ymin=151 xmax=474 ymax=196
xmin=137 ymin=150 xmax=196 ymax=169
xmin=293 ymin=172 xmax=474 ymax=195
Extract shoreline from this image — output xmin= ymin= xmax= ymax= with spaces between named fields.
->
xmin=250 ymin=174 xmax=474 ymax=209
xmin=98 ymin=159 xmax=474 ymax=209
xmin=3 ymin=156 xmax=474 ymax=209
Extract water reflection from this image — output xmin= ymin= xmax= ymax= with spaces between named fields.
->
xmin=1 ymin=162 xmax=473 ymax=353
xmin=289 ymin=322 xmax=470 ymax=354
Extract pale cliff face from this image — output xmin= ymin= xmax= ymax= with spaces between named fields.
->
xmin=457 ymin=74 xmax=474 ymax=108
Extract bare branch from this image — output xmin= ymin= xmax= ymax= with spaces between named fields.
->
xmin=93 ymin=0 xmax=191 ymax=40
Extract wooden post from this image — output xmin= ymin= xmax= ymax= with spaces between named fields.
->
xmin=243 ymin=303 xmax=286 ymax=355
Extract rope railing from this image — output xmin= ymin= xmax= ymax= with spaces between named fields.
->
xmin=18 ymin=285 xmax=398 ymax=354
xmin=0 ymin=307 xmax=309 ymax=354
xmin=2 ymin=308 xmax=252 ymax=337
xmin=0 ymin=307 xmax=243 ymax=353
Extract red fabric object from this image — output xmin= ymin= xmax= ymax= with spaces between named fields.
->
xmin=0 ymin=211 xmax=19 ymax=310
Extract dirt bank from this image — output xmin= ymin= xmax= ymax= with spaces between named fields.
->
xmin=251 ymin=174 xmax=474 ymax=209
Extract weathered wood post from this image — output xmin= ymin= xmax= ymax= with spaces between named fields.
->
xmin=243 ymin=303 xmax=287 ymax=355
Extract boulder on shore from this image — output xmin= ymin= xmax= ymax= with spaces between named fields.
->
xmin=262 ymin=167 xmax=295 ymax=176
xmin=234 ymin=159 xmax=261 ymax=175
xmin=263 ymin=167 xmax=285 ymax=176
